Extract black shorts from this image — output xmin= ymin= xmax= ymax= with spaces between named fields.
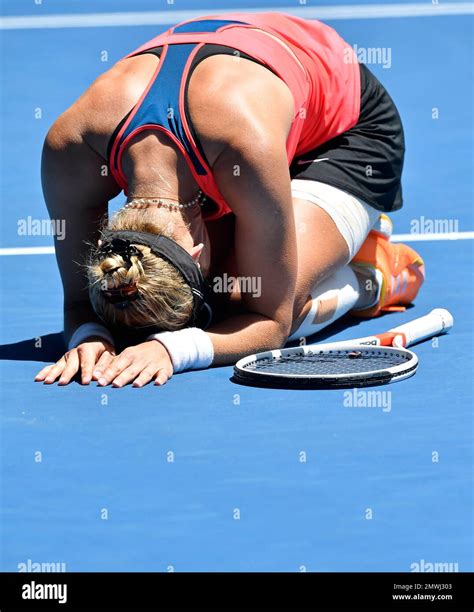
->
xmin=290 ymin=63 xmax=405 ymax=212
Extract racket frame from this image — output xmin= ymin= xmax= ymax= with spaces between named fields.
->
xmin=233 ymin=344 xmax=419 ymax=389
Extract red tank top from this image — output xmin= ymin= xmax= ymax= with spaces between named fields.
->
xmin=109 ymin=13 xmax=360 ymax=220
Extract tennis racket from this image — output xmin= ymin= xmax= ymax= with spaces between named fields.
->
xmin=233 ymin=308 xmax=453 ymax=389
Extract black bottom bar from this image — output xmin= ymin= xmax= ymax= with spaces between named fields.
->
xmin=0 ymin=571 xmax=473 ymax=610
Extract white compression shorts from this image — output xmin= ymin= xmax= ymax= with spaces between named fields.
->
xmin=291 ymin=179 xmax=381 ymax=260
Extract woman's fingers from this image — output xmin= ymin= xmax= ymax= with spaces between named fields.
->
xmin=111 ymin=364 xmax=145 ymax=388
xmin=36 ymin=341 xmax=174 ymax=388
xmin=35 ymin=363 xmax=57 ymax=382
xmin=133 ymin=367 xmax=161 ymax=388
xmin=35 ymin=354 xmax=76 ymax=384
xmin=97 ymin=354 xmax=132 ymax=387
xmin=155 ymin=367 xmax=172 ymax=386
xmin=39 ymin=355 xmax=68 ymax=384
xmin=57 ymin=351 xmax=81 ymax=385
xmin=35 ymin=341 xmax=117 ymax=386
xmin=114 ymin=363 xmax=172 ymax=388
xmin=98 ymin=349 xmax=173 ymax=388
xmin=92 ymin=350 xmax=115 ymax=381
xmin=77 ymin=346 xmax=99 ymax=385
xmin=43 ymin=359 xmax=67 ymax=383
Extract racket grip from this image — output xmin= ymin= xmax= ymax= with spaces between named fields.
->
xmin=389 ymin=308 xmax=454 ymax=347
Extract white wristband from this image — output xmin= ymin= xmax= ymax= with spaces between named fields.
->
xmin=147 ymin=327 xmax=214 ymax=373
xmin=68 ymin=322 xmax=114 ymax=351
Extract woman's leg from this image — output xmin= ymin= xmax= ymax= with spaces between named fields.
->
xmin=290 ymin=180 xmax=380 ymax=340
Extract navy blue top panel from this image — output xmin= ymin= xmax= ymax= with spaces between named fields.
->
xmin=173 ymin=19 xmax=247 ymax=34
xmin=118 ymin=44 xmax=207 ymax=176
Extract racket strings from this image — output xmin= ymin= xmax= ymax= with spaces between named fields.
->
xmin=246 ymin=349 xmax=411 ymax=375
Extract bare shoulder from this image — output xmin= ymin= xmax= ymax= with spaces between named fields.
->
xmin=47 ymin=55 xmax=160 ymax=159
xmin=187 ymin=54 xmax=294 ymax=163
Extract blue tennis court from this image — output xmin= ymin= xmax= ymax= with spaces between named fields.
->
xmin=0 ymin=0 xmax=472 ymax=573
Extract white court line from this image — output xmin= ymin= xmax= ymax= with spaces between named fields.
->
xmin=1 ymin=3 xmax=473 ymax=30
xmin=391 ymin=231 xmax=474 ymax=242
xmin=0 ymin=232 xmax=473 ymax=255
xmin=0 ymin=246 xmax=55 ymax=256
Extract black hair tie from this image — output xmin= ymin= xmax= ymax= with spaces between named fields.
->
xmin=98 ymin=238 xmax=143 ymax=309
xmin=98 ymin=237 xmax=143 ymax=270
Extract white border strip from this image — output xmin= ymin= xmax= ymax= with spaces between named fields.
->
xmin=1 ymin=3 xmax=473 ymax=30
xmin=0 ymin=232 xmax=472 ymax=255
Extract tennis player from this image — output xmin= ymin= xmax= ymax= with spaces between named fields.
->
xmin=35 ymin=13 xmax=424 ymax=387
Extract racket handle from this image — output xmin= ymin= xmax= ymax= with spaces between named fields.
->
xmin=389 ymin=308 xmax=454 ymax=347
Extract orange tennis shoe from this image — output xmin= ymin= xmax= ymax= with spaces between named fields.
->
xmin=351 ymin=215 xmax=425 ymax=318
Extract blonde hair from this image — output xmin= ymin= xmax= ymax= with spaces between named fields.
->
xmin=87 ymin=208 xmax=194 ymax=330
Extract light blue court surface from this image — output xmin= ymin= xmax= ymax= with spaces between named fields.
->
xmin=0 ymin=1 xmax=472 ymax=572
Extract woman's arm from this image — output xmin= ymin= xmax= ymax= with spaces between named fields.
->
xmin=206 ymin=131 xmax=297 ymax=363
xmin=42 ymin=110 xmax=120 ymax=340
xmin=36 ymin=110 xmax=122 ymax=384
xmin=192 ymin=60 xmax=297 ymax=362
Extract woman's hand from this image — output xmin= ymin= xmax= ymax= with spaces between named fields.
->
xmin=35 ymin=338 xmax=116 ymax=385
xmin=95 ymin=341 xmax=174 ymax=388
